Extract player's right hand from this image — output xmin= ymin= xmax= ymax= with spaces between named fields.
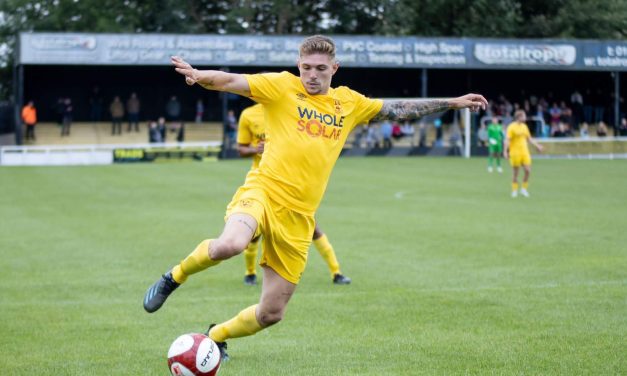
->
xmin=256 ymin=141 xmax=265 ymax=154
xmin=171 ymin=56 xmax=198 ymax=86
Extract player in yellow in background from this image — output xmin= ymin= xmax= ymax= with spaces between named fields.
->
xmin=238 ymin=103 xmax=351 ymax=286
xmin=504 ymin=110 xmax=544 ymax=198
xmin=143 ymin=35 xmax=487 ymax=360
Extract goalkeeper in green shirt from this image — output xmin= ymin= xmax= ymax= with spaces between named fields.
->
xmin=487 ymin=117 xmax=504 ymax=173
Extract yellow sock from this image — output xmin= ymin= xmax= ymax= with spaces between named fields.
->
xmin=243 ymin=240 xmax=259 ymax=276
xmin=522 ymin=181 xmax=529 ymax=189
xmin=209 ymin=304 xmax=263 ymax=342
xmin=314 ymin=234 xmax=341 ymax=276
xmin=171 ymin=239 xmax=220 ymax=284
xmin=512 ymin=182 xmax=519 ymax=192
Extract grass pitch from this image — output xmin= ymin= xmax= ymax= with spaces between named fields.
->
xmin=0 ymin=157 xmax=625 ymax=375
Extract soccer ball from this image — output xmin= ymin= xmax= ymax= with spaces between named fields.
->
xmin=167 ymin=333 xmax=221 ymax=376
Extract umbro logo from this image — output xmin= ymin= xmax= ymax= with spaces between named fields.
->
xmin=296 ymin=93 xmax=307 ymax=101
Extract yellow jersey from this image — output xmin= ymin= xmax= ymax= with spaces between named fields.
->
xmin=243 ymin=71 xmax=383 ymax=215
xmin=506 ymin=121 xmax=531 ymax=153
xmin=238 ymin=103 xmax=266 ymax=169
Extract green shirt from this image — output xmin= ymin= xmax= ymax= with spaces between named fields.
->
xmin=487 ymin=123 xmax=503 ymax=145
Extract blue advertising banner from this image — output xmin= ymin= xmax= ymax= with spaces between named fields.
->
xmin=18 ymin=33 xmax=627 ymax=71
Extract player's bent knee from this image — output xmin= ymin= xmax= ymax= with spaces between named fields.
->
xmin=210 ymin=236 xmax=248 ymax=260
xmin=258 ymin=310 xmax=284 ymax=327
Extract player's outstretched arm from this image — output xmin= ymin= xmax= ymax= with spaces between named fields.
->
xmin=171 ymin=56 xmax=251 ymax=97
xmin=371 ymin=94 xmax=488 ymax=122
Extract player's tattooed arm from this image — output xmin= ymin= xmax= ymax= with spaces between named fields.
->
xmin=371 ymin=94 xmax=488 ymax=122
xmin=371 ymin=100 xmax=451 ymax=122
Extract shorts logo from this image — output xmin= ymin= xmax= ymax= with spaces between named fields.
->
xmin=296 ymin=93 xmax=307 ymax=101
xmin=240 ymin=199 xmax=253 ymax=208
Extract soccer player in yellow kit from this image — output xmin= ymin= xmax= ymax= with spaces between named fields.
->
xmin=504 ymin=110 xmax=544 ymax=198
xmin=143 ymin=35 xmax=487 ymax=360
xmin=238 ymin=103 xmax=351 ymax=286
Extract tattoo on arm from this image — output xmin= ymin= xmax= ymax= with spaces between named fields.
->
xmin=371 ymin=100 xmax=450 ymax=122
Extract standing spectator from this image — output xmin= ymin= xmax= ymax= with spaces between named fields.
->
xmin=549 ymin=102 xmax=562 ymax=127
xmin=89 ymin=86 xmax=104 ymax=122
xmin=417 ymin=122 xmax=427 ymax=147
xmin=391 ymin=122 xmax=403 ymax=140
xmin=195 ymin=99 xmax=205 ymax=123
xmin=570 ymin=90 xmax=583 ymax=130
xmin=400 ymin=121 xmax=415 ymax=143
xmin=166 ymin=96 xmax=182 ymax=124
xmin=21 ymin=100 xmax=37 ymax=141
xmin=61 ymin=98 xmax=73 ymax=136
xmin=157 ymin=116 xmax=167 ymax=142
xmin=433 ymin=118 xmax=443 ymax=147
xmin=380 ymin=120 xmax=393 ymax=148
xmin=477 ymin=122 xmax=488 ymax=146
xmin=226 ymin=109 xmax=237 ymax=148
xmin=126 ymin=93 xmax=141 ymax=132
xmin=110 ymin=96 xmax=124 ymax=135
xmin=618 ymin=117 xmax=627 ymax=136
xmin=54 ymin=97 xmax=65 ymax=125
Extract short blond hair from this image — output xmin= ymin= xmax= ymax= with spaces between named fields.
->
xmin=299 ymin=35 xmax=336 ymax=58
xmin=514 ymin=109 xmax=526 ymax=121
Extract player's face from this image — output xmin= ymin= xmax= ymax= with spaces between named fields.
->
xmin=297 ymin=54 xmax=338 ymax=95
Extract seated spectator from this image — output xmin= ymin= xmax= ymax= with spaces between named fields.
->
xmin=619 ymin=117 xmax=627 ymax=136
xmin=148 ymin=121 xmax=162 ymax=143
xmin=552 ymin=122 xmax=571 ymax=138
xmin=579 ymin=123 xmax=589 ymax=138
xmin=597 ymin=121 xmax=608 ymax=137
xmin=380 ymin=121 xmax=393 ymax=148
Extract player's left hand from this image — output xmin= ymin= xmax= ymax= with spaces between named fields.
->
xmin=450 ymin=94 xmax=488 ymax=113
xmin=171 ymin=56 xmax=199 ymax=86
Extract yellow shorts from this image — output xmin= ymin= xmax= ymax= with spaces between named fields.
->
xmin=509 ymin=151 xmax=531 ymax=167
xmin=225 ymin=186 xmax=315 ymax=284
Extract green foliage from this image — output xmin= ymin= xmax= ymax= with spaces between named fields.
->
xmin=1 ymin=0 xmax=626 ymax=99
xmin=0 ymin=158 xmax=626 ymax=375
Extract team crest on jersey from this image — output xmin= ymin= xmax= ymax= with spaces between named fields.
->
xmin=296 ymin=93 xmax=307 ymax=101
xmin=334 ymin=99 xmax=342 ymax=114
xmin=240 ymin=199 xmax=253 ymax=208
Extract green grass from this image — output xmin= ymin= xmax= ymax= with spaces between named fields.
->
xmin=0 ymin=157 xmax=625 ymax=375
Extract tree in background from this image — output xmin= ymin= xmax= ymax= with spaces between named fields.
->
xmin=1 ymin=0 xmax=626 ymax=99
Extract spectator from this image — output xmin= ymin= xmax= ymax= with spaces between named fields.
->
xmin=61 ymin=98 xmax=72 ymax=136
xmin=55 ymin=97 xmax=65 ymax=125
xmin=391 ymin=122 xmax=403 ymax=140
xmin=433 ymin=118 xmax=443 ymax=147
xmin=148 ymin=120 xmax=163 ymax=143
xmin=400 ymin=121 xmax=415 ymax=142
xmin=21 ymin=100 xmax=37 ymax=141
xmin=89 ymin=86 xmax=104 ymax=122
xmin=597 ymin=121 xmax=608 ymax=137
xmin=365 ymin=124 xmax=379 ymax=148
xmin=477 ymin=122 xmax=488 ymax=146
xmin=619 ymin=117 xmax=627 ymax=136
xmin=552 ymin=122 xmax=569 ymax=138
xmin=380 ymin=120 xmax=393 ymax=148
xmin=417 ymin=122 xmax=427 ymax=147
xmin=226 ymin=109 xmax=237 ymax=148
xmin=549 ymin=102 xmax=561 ymax=127
xmin=157 ymin=116 xmax=167 ymax=142
xmin=570 ymin=90 xmax=583 ymax=130
xmin=166 ymin=96 xmax=181 ymax=123
xmin=110 ymin=96 xmax=125 ymax=135
xmin=579 ymin=122 xmax=589 ymax=138
xmin=195 ymin=99 xmax=205 ymax=123
xmin=127 ymin=93 xmax=141 ymax=132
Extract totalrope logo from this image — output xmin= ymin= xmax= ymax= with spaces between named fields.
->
xmin=474 ymin=43 xmax=576 ymax=66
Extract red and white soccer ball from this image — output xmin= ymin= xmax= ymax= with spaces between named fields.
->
xmin=167 ymin=333 xmax=221 ymax=376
